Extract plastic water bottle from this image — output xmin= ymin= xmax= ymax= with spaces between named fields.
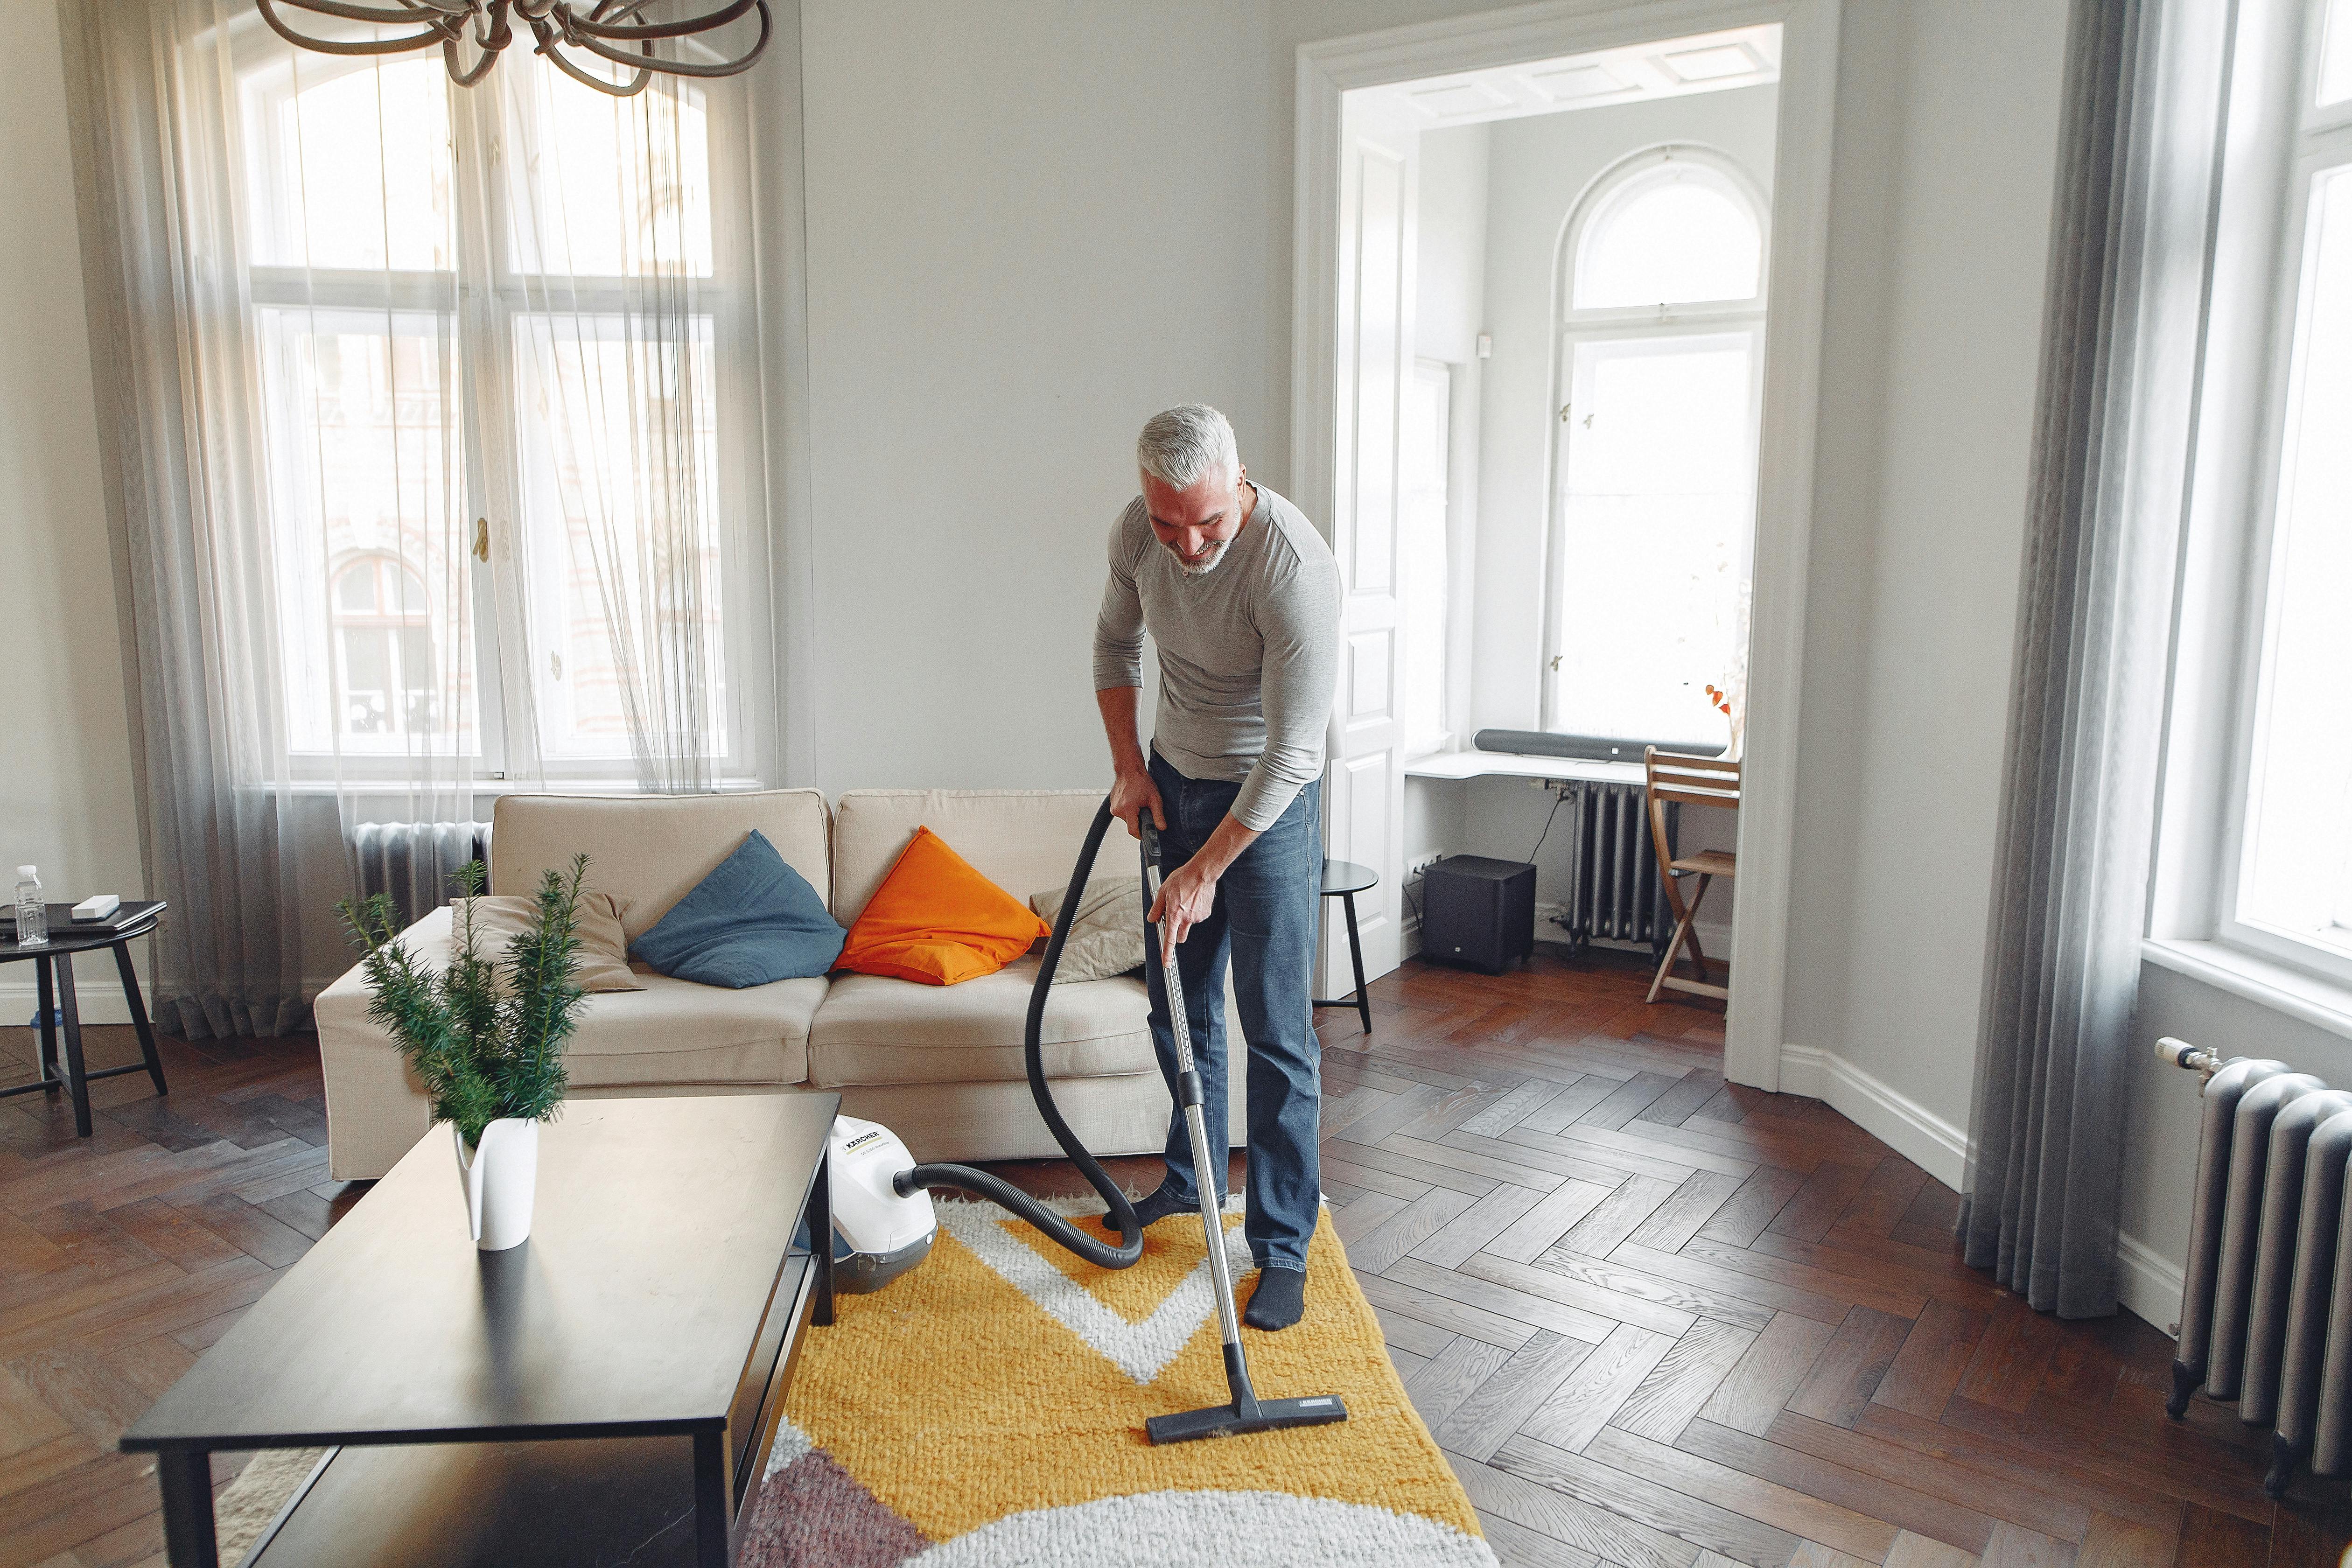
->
xmin=13 ymin=867 xmax=45 ymax=948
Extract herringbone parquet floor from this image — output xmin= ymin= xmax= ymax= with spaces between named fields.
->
xmin=0 ymin=949 xmax=2343 ymax=1567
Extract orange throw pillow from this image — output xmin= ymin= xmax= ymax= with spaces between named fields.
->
xmin=836 ymin=826 xmax=1051 ymax=986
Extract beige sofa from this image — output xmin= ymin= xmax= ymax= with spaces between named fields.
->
xmin=316 ymin=787 xmax=1245 ymax=1182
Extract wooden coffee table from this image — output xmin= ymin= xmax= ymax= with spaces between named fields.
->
xmin=120 ymin=1093 xmax=838 ymax=1567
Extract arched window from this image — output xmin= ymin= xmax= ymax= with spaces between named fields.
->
xmin=1543 ymin=147 xmax=1769 ymax=748
xmin=1571 ymin=155 xmax=1764 ymax=310
xmin=331 ymin=554 xmax=436 ymax=738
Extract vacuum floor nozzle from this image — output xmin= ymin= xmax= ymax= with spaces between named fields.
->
xmin=1146 ymin=1393 xmax=1350 ymax=1445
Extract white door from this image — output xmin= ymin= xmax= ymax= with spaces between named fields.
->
xmin=1322 ymin=95 xmax=1417 ymax=999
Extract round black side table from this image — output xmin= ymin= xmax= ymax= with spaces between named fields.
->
xmin=1 ymin=902 xmax=170 ymax=1138
xmin=1312 ymin=859 xmax=1379 ymax=1036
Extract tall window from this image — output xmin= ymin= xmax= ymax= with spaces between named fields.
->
xmin=1542 ymin=148 xmax=1765 ymax=748
xmin=235 ymin=42 xmax=752 ymax=781
xmin=2225 ymin=0 xmax=2352 ymax=974
xmin=332 ymin=555 xmax=437 ymax=738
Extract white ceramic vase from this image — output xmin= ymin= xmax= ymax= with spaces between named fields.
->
xmin=454 ymin=1118 xmax=539 ymax=1251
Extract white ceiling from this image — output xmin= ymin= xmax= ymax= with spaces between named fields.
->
xmin=1351 ymin=24 xmax=1782 ymax=130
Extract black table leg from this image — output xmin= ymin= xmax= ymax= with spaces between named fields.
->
xmin=55 ymin=952 xmax=92 ymax=1138
xmin=693 ymin=1427 xmax=730 ymax=1567
xmin=1342 ymin=892 xmax=1371 ymax=1037
xmin=156 ymin=1447 xmax=219 ymax=1567
xmin=115 ymin=940 xmax=168 ymax=1097
xmin=34 ymin=957 xmax=58 ymax=1095
xmin=809 ymin=1148 xmax=833 ymax=1328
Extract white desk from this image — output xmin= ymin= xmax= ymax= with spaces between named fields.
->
xmin=1403 ymin=750 xmax=1645 ymax=786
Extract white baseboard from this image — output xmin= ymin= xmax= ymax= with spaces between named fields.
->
xmin=2116 ymin=1230 xmax=2185 ymax=1340
xmin=1778 ymin=1041 xmax=2186 ymax=1338
xmin=0 ymin=972 xmax=148 ymax=1028
xmin=1778 ymin=1043 xmax=1969 ymax=1191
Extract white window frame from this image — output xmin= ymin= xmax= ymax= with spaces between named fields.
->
xmin=1539 ymin=143 xmax=1770 ymax=737
xmin=2152 ymin=0 xmax=2352 ymax=996
xmin=229 ymin=33 xmax=763 ymax=788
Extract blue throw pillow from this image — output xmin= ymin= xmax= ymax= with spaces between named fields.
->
xmin=629 ymin=830 xmax=846 ymax=989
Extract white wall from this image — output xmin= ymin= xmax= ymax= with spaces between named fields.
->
xmin=1777 ymin=0 xmax=2065 ymax=1151
xmin=0 ymin=0 xmax=149 ymax=1024
xmin=797 ymin=0 xmax=1276 ymax=795
xmin=1417 ymin=123 xmax=1490 ymax=364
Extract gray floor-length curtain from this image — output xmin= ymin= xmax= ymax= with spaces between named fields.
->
xmin=1962 ymin=0 xmax=2233 ymax=1317
xmin=61 ymin=0 xmax=315 ymax=1039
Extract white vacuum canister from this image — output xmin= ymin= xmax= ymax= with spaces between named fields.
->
xmin=824 ymin=1116 xmax=936 ymax=1293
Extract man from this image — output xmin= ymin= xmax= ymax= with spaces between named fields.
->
xmin=1092 ymin=404 xmax=1341 ymax=1331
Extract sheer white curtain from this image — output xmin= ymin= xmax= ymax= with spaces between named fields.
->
xmin=64 ymin=0 xmax=782 ymax=1034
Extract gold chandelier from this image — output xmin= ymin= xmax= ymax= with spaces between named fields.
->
xmin=254 ymin=0 xmax=771 ymax=95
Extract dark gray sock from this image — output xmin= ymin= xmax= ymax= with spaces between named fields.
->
xmin=1103 ymin=1185 xmax=1196 ymax=1231
xmin=1245 ymin=1267 xmax=1307 ymax=1331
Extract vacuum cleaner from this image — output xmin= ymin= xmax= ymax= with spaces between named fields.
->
xmin=820 ymin=796 xmax=1347 ymax=1444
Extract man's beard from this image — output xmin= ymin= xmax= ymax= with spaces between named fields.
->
xmin=1168 ymin=538 xmax=1230 ymax=576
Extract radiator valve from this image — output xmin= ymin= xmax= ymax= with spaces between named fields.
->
xmin=2155 ymin=1036 xmax=2225 ymax=1082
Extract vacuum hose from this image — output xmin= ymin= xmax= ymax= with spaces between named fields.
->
xmin=891 ymin=798 xmax=1149 ymax=1270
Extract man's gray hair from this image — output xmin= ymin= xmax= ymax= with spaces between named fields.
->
xmin=1137 ymin=404 xmax=1240 ymax=490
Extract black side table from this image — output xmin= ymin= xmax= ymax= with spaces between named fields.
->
xmin=1311 ymin=860 xmax=1378 ymax=1036
xmin=1 ymin=901 xmax=169 ymax=1137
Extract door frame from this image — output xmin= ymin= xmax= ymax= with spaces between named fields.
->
xmin=1291 ymin=0 xmax=1842 ymax=1092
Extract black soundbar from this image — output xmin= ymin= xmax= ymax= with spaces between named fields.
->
xmin=1471 ymin=729 xmax=1725 ymax=763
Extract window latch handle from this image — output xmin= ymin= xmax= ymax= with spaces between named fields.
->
xmin=471 ymin=518 xmax=490 ymax=563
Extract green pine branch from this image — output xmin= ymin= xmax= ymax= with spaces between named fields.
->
xmin=336 ymin=854 xmax=591 ymax=1149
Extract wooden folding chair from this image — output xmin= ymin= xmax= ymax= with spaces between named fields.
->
xmin=1644 ymin=746 xmax=1740 ymax=1004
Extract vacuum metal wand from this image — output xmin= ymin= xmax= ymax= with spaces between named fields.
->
xmin=1139 ymin=814 xmax=1347 ymax=1445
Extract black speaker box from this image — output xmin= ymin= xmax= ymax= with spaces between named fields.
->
xmin=1419 ymin=855 xmax=1536 ymax=975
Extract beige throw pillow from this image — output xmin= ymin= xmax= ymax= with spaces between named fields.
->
xmin=453 ymin=893 xmax=644 ymax=993
xmin=1029 ymin=877 xmax=1146 ymax=984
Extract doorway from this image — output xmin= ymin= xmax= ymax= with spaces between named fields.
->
xmin=1295 ymin=2 xmax=1841 ymax=1092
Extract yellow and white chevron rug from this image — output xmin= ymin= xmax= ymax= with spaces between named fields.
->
xmin=738 ymin=1196 xmax=1496 ymax=1567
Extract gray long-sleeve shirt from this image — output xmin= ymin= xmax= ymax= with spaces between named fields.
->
xmin=1092 ymin=483 xmax=1342 ymax=831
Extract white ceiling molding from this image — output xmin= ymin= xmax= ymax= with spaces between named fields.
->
xmin=1352 ymin=22 xmax=1781 ymax=129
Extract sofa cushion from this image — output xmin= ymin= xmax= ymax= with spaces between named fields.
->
xmin=832 ymin=790 xmax=1112 ymax=927
xmin=455 ymin=893 xmax=642 ymax=993
xmin=630 ymin=830 xmax=846 ymax=989
xmin=836 ymin=827 xmax=1050 ymax=987
xmin=1029 ymin=876 xmax=1146 ymax=984
xmin=326 ymin=904 xmax=815 ymax=1089
xmin=564 ymin=971 xmax=823 ymax=1089
xmin=806 ymin=960 xmax=1153 ymax=1087
xmin=491 ymin=789 xmax=832 ymax=938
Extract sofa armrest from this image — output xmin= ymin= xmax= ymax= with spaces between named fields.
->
xmin=317 ymin=906 xmax=454 ymax=1181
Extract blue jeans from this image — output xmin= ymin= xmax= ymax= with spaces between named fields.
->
xmin=1146 ymin=749 xmax=1322 ymax=1273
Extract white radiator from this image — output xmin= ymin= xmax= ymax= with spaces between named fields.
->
xmin=2162 ymin=1037 xmax=2352 ymax=1496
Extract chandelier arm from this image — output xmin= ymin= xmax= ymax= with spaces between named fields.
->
xmin=446 ymin=38 xmax=490 ymax=84
xmin=530 ymin=16 xmax=654 ymax=96
xmin=443 ymin=9 xmax=511 ymax=88
xmin=560 ymin=1 xmax=768 ymax=78
xmin=470 ymin=0 xmax=514 ymax=47
xmin=256 ymin=0 xmax=451 ymax=57
xmin=563 ymin=0 xmax=758 ymax=43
